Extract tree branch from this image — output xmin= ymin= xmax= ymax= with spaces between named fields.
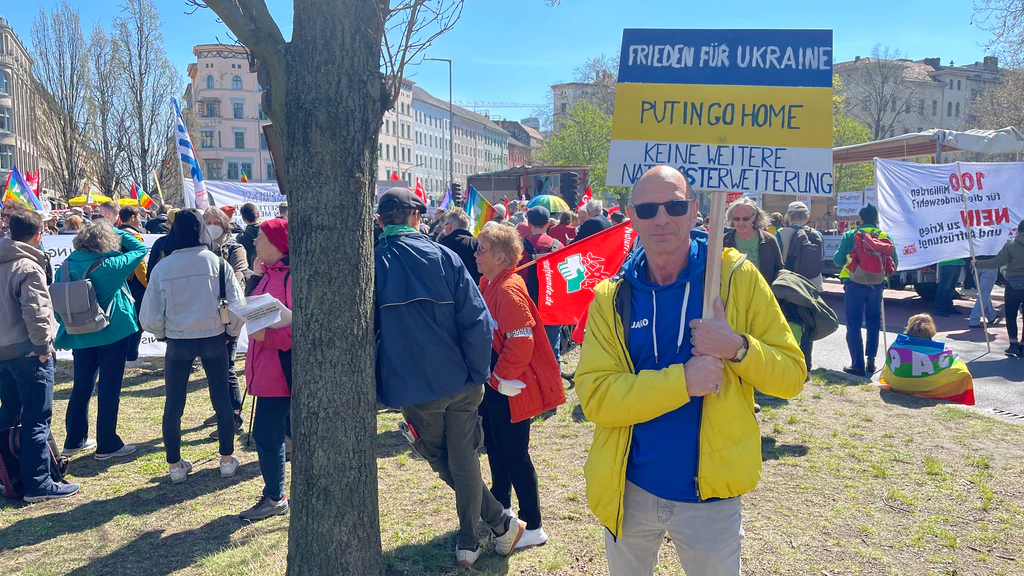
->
xmin=187 ymin=0 xmax=287 ymax=89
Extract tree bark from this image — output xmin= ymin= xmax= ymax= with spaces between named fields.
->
xmin=283 ymin=0 xmax=386 ymax=574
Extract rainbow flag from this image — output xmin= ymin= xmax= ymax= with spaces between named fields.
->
xmin=240 ymin=170 xmax=249 ymax=183
xmin=439 ymin=189 xmax=453 ymax=211
xmin=130 ymin=182 xmax=154 ymax=210
xmin=3 ymin=166 xmax=45 ymax=211
xmin=466 ymin=185 xmax=495 ymax=236
xmin=880 ymin=334 xmax=975 ymax=405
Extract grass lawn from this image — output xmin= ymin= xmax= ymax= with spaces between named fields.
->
xmin=1 ymin=356 xmax=1023 ymax=575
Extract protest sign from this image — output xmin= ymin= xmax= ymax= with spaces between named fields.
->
xmin=863 ymin=185 xmax=877 ymax=207
xmin=606 ymin=28 xmax=834 ymax=195
xmin=836 ymin=191 xmax=863 ymax=217
xmin=875 ymin=158 xmax=1023 ymax=270
xmin=185 ymin=180 xmax=285 ymax=220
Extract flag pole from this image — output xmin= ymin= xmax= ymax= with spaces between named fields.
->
xmin=703 ymin=191 xmax=727 ymax=318
xmin=956 ymin=161 xmax=991 ymax=354
xmin=152 ymin=170 xmax=165 ymax=205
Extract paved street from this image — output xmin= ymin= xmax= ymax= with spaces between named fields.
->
xmin=815 ymin=280 xmax=1024 ymax=419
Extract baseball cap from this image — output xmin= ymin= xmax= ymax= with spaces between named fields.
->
xmin=787 ymin=201 xmax=808 ymax=213
xmin=377 ymin=187 xmax=426 ymax=214
xmin=527 ymin=206 xmax=550 ymax=227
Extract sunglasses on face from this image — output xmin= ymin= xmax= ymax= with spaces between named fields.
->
xmin=629 ymin=199 xmax=693 ymax=220
xmin=732 ymin=215 xmax=753 ymax=222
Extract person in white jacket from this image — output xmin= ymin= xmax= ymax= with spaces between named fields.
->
xmin=141 ymin=209 xmax=246 ymax=484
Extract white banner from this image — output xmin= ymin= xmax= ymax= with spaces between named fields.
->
xmin=45 ymin=234 xmax=248 ymax=358
xmin=836 ymin=191 xmax=863 ymax=217
xmin=185 ymin=180 xmax=285 ymax=221
xmin=875 ymin=158 xmax=1023 ymax=270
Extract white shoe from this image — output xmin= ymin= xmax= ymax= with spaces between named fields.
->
xmin=492 ymin=515 xmax=527 ymax=556
xmin=95 ymin=444 xmax=137 ymax=460
xmin=62 ymin=439 xmax=96 ymax=457
xmin=516 ymin=527 xmax=549 ymax=549
xmin=170 ymin=460 xmax=193 ymax=484
xmin=220 ymin=457 xmax=240 ymax=477
xmin=125 ymin=359 xmax=152 ymax=369
xmin=455 ymin=546 xmax=481 ymax=567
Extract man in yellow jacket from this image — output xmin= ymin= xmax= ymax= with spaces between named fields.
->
xmin=576 ymin=166 xmax=806 ymax=575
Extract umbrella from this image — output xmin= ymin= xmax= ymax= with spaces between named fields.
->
xmin=527 ymin=194 xmax=570 ymax=213
xmin=118 ymin=198 xmax=140 ymax=207
xmin=68 ymin=194 xmax=113 ymax=207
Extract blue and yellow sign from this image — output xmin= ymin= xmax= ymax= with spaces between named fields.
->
xmin=607 ymin=29 xmax=834 ymax=195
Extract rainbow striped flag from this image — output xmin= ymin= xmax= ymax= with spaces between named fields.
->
xmin=881 ymin=334 xmax=975 ymax=405
xmin=240 ymin=170 xmax=249 ymax=183
xmin=439 ymin=189 xmax=453 ymax=211
xmin=466 ymin=185 xmax=495 ymax=236
xmin=130 ymin=182 xmax=155 ymax=210
xmin=3 ymin=166 xmax=45 ymax=211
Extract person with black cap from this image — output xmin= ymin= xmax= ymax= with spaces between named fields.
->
xmin=373 ymin=188 xmax=526 ymax=566
xmin=832 ymin=204 xmax=898 ymax=377
xmin=517 ymin=206 xmax=564 ymax=365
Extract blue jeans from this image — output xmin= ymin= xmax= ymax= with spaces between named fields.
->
xmin=935 ymin=265 xmax=961 ymax=315
xmin=844 ymin=282 xmax=884 ymax=371
xmin=545 ymin=325 xmax=562 ymax=367
xmin=253 ymin=396 xmax=290 ymax=501
xmin=0 ymin=354 xmax=56 ymax=496
xmin=65 ymin=336 xmax=131 ymax=454
xmin=970 ymin=268 xmax=999 ymax=325
xmin=163 ymin=336 xmax=234 ymax=464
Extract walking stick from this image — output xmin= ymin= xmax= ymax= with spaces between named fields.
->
xmin=246 ymin=390 xmax=256 ymax=448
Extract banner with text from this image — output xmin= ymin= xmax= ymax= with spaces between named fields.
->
xmin=836 ymin=191 xmax=863 ymax=217
xmin=606 ymin=28 xmax=834 ymax=195
xmin=875 ymin=158 xmax=1023 ymax=270
xmin=185 ymin=180 xmax=285 ymax=221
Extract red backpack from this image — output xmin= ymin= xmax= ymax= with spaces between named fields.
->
xmin=848 ymin=229 xmax=895 ymax=286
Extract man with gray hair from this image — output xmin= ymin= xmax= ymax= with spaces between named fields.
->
xmin=777 ymin=201 xmax=824 ymax=290
xmin=439 ymin=208 xmax=481 ymax=283
xmin=573 ymin=199 xmax=611 ymax=243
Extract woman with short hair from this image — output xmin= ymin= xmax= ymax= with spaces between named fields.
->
xmin=474 ymin=224 xmax=566 ymax=549
xmin=60 ymin=215 xmax=83 ymax=234
xmin=56 ymin=220 xmax=148 ymax=460
xmin=723 ymin=197 xmax=784 ymax=284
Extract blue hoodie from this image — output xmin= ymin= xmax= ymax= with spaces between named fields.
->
xmin=624 ymin=229 xmax=708 ymax=502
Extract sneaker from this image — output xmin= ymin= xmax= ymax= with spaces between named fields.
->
xmin=239 ymin=495 xmax=289 ymax=521
xmin=125 ymin=359 xmax=152 ymax=369
xmin=170 ymin=460 xmax=193 ymax=484
xmin=753 ymin=403 xmax=762 ymax=414
xmin=95 ymin=444 xmax=137 ymax=461
xmin=866 ymin=358 xmax=876 ymax=374
xmin=62 ymin=439 xmax=97 ymax=458
xmin=492 ymin=515 xmax=527 ymax=556
xmin=515 ymin=527 xmax=549 ymax=549
xmin=23 ymin=482 xmax=80 ymax=503
xmin=220 ymin=457 xmax=240 ymax=477
xmin=456 ymin=546 xmax=481 ymax=567
xmin=843 ymin=367 xmax=867 ymax=377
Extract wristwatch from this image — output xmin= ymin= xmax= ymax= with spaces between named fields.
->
xmin=729 ymin=335 xmax=749 ymax=363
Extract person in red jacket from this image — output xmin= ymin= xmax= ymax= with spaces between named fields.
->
xmin=239 ymin=218 xmax=293 ymax=521
xmin=475 ymin=224 xmax=567 ymax=549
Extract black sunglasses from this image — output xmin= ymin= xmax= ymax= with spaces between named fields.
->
xmin=630 ymin=200 xmax=693 ymax=220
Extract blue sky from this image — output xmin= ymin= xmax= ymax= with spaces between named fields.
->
xmin=2 ymin=0 xmax=996 ymax=122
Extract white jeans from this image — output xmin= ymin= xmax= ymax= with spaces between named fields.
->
xmin=605 ymin=481 xmax=743 ymax=576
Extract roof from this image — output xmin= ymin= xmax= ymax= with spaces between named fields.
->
xmin=508 ymin=137 xmax=529 ymax=148
xmin=411 ymin=86 xmax=509 ymax=137
xmin=194 ymin=44 xmax=248 ymax=56
xmin=522 ymin=125 xmax=544 ymax=141
xmin=832 ymin=127 xmax=1024 ymax=164
xmin=834 ymin=58 xmax=937 ymax=83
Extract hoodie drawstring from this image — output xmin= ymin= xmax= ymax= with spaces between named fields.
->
xmin=677 ymin=282 xmax=691 ymax=355
xmin=652 ymin=292 xmax=659 ymax=364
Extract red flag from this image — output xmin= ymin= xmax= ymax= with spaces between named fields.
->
xmin=390 ymin=171 xmax=400 ymax=181
xmin=525 ymin=222 xmax=637 ymax=326
xmin=414 ymin=178 xmax=427 ymax=202
xmin=608 ymin=205 xmax=621 ymax=214
xmin=577 ymin=187 xmax=592 ymax=211
xmin=129 ymin=182 xmax=139 ymax=200
xmin=24 ymin=170 xmax=40 ymax=196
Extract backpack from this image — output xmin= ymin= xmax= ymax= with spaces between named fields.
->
xmin=784 ymin=225 xmax=824 ymax=280
xmin=49 ymin=257 xmax=117 ymax=335
xmin=0 ymin=424 xmax=69 ymax=499
xmin=520 ymin=235 xmax=556 ymax=305
xmin=849 ymin=229 xmax=896 ymax=286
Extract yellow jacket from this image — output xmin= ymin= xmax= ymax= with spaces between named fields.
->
xmin=576 ymin=248 xmax=806 ymax=538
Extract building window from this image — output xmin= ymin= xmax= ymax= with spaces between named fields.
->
xmin=0 ymin=108 xmax=10 ymax=132
xmin=957 ymin=80 xmax=962 ymax=90
xmin=0 ymin=145 xmax=11 ymax=170
xmin=949 ymin=79 xmax=954 ymax=90
xmin=206 ymin=75 xmax=214 ymax=90
xmin=258 ymin=104 xmax=265 ymax=120
xmin=260 ymin=133 xmax=267 ymax=150
xmin=234 ymin=131 xmax=245 ymax=149
xmin=206 ymin=161 xmax=222 ymax=179
xmin=932 ymin=100 xmax=938 ymax=116
xmin=232 ymin=76 xmax=242 ymax=90
xmin=205 ymin=103 xmax=218 ymax=117
xmin=0 ymin=72 xmax=9 ymax=95
xmin=947 ymin=102 xmax=953 ymax=117
xmin=386 ymin=144 xmax=390 ymax=160
xmin=227 ymin=163 xmax=239 ymax=180
xmin=241 ymin=163 xmax=252 ymax=179
xmin=955 ymin=103 xmax=961 ymax=117
xmin=200 ymin=131 xmax=214 ymax=148
xmin=267 ymin=162 xmax=275 ymax=180
xmin=904 ymin=101 xmax=910 ymax=113
xmin=233 ymin=103 xmax=244 ymax=119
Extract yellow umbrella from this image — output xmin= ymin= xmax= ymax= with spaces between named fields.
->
xmin=68 ymin=194 xmax=113 ymax=207
xmin=118 ymin=198 xmax=139 ymax=207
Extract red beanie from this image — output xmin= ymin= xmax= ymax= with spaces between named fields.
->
xmin=260 ymin=218 xmax=289 ymax=255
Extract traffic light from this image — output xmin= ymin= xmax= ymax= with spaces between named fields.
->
xmin=452 ymin=182 xmax=464 ymax=206
xmin=560 ymin=172 xmax=580 ymax=208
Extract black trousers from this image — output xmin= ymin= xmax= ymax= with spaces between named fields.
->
xmin=1006 ymin=285 xmax=1024 ymax=343
xmin=480 ymin=383 xmax=542 ymax=530
xmin=163 ymin=336 xmax=234 ymax=464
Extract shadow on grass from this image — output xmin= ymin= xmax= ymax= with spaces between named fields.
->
xmin=377 ymin=428 xmax=412 ymax=459
xmin=810 ymin=368 xmax=867 ymax=386
xmin=385 ymin=529 xmax=511 ymax=576
xmin=754 ymin=390 xmax=789 ymax=411
xmin=0 ymin=461 xmax=262 ymax=552
xmin=52 ymin=370 xmax=172 ymax=402
xmin=761 ymin=436 xmax=809 ymax=461
xmin=878 ymin=388 xmax=952 ymax=410
xmin=57 ymin=422 xmax=211 ymax=478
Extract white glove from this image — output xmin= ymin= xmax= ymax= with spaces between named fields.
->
xmin=497 ymin=378 xmax=527 ymax=397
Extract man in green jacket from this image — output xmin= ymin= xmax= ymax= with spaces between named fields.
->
xmin=832 ymin=204 xmax=897 ymax=377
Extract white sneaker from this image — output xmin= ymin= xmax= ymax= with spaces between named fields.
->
xmin=62 ymin=439 xmax=97 ymax=457
xmin=492 ymin=515 xmax=527 ymax=556
xmin=95 ymin=444 xmax=137 ymax=460
xmin=170 ymin=460 xmax=193 ymax=484
xmin=516 ymin=527 xmax=549 ymax=549
xmin=455 ymin=546 xmax=481 ymax=567
xmin=125 ymin=359 xmax=152 ymax=369
xmin=220 ymin=457 xmax=240 ymax=477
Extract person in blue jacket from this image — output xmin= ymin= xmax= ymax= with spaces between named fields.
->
xmin=55 ymin=220 xmax=147 ymax=461
xmin=373 ymin=187 xmax=526 ymax=568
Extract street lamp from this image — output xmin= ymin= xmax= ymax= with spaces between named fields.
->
xmin=423 ymin=57 xmax=454 ymax=192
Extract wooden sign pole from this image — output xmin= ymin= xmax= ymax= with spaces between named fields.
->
xmin=703 ymin=191 xmax=728 ymax=318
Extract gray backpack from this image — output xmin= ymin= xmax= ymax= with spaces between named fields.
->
xmin=50 ymin=257 xmax=115 ymax=335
